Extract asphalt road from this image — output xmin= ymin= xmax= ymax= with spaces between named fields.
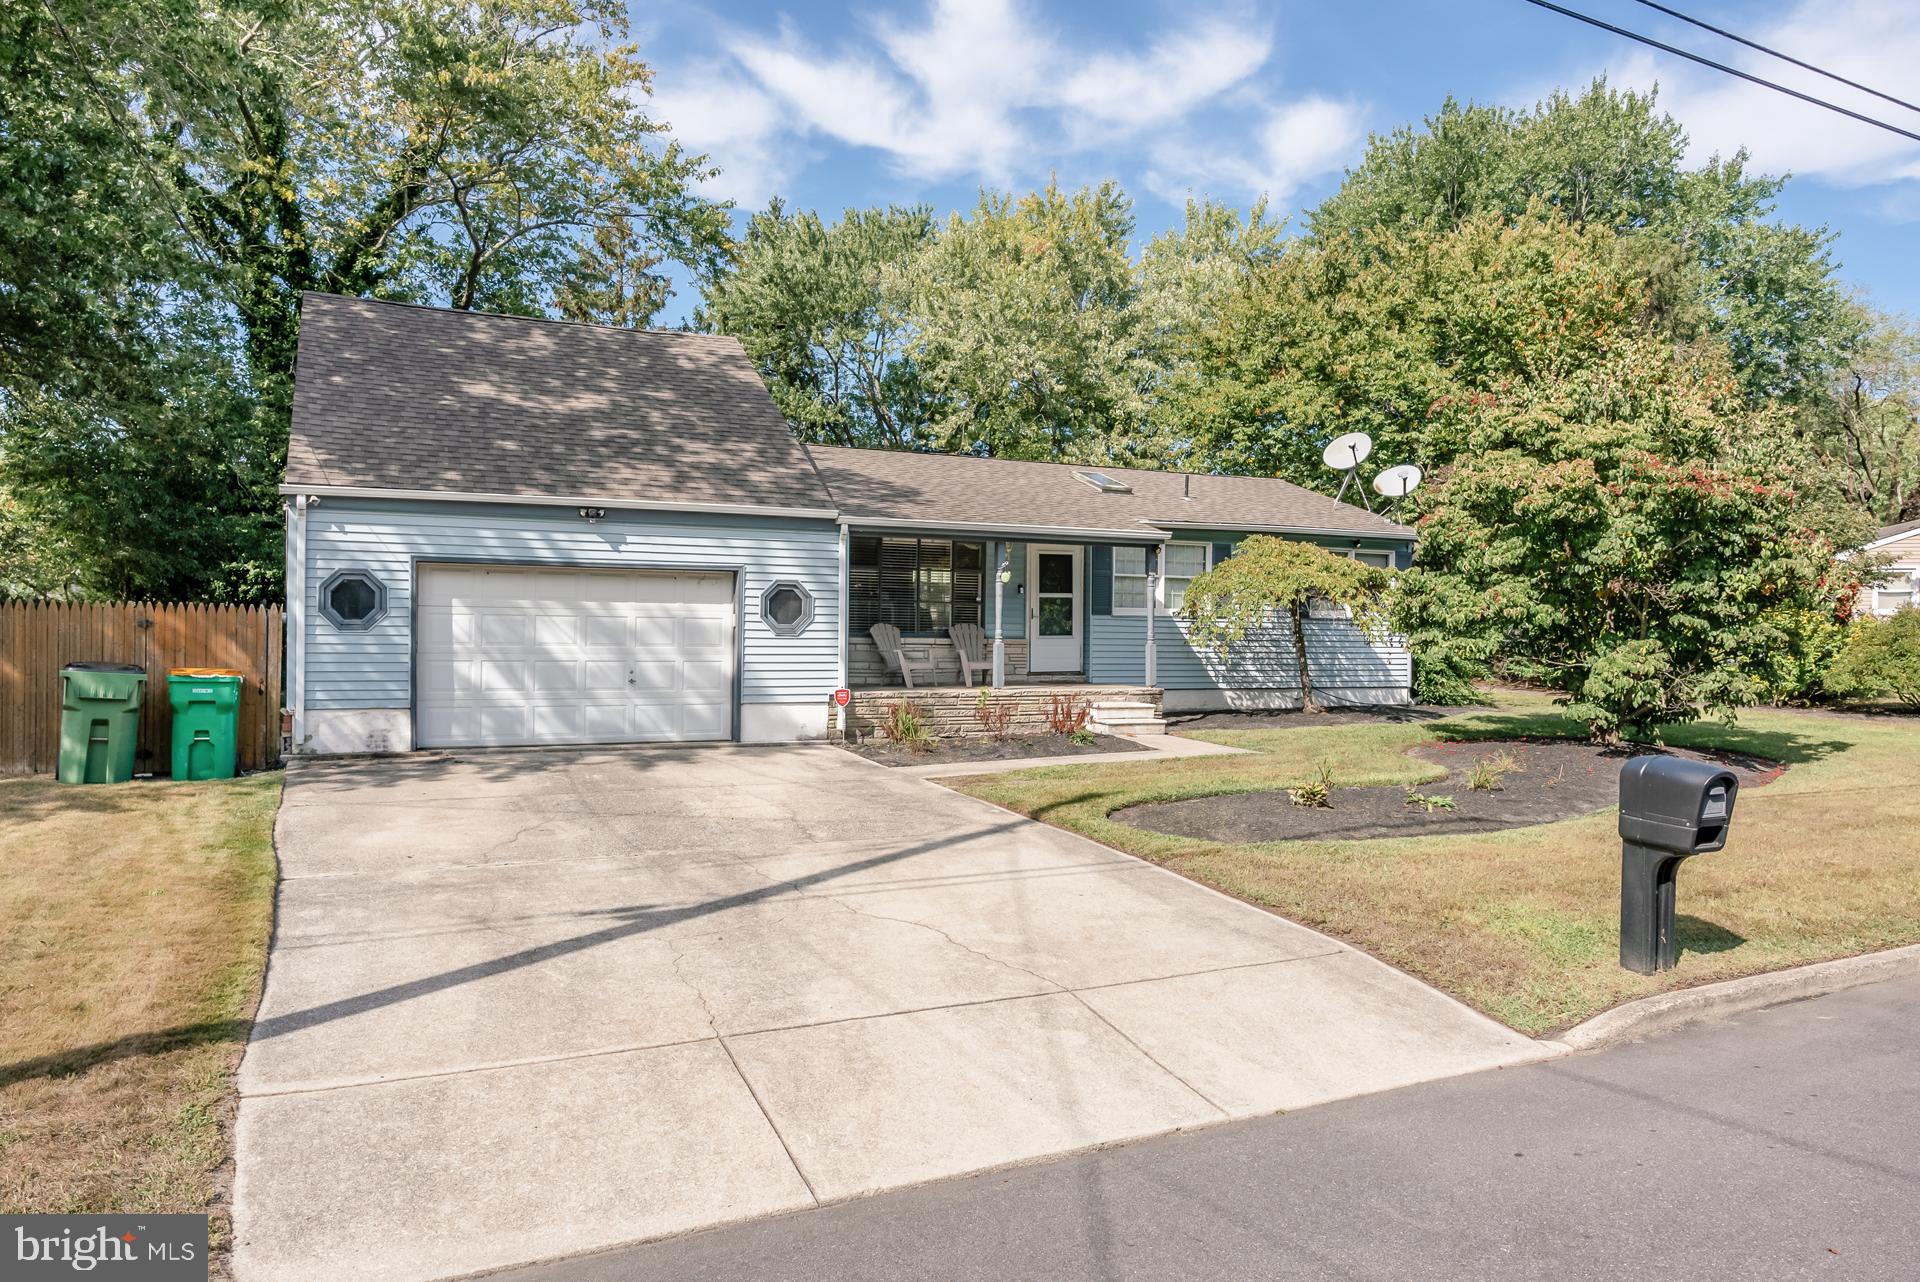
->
xmin=494 ymin=976 xmax=1920 ymax=1282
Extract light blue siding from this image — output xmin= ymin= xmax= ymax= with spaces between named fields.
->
xmin=986 ymin=540 xmax=1026 ymax=639
xmin=302 ymin=500 xmax=840 ymax=710
xmin=1089 ymin=611 xmax=1410 ymax=690
xmin=1088 ymin=528 xmax=1413 ymax=692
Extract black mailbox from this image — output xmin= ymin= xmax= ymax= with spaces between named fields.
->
xmin=1617 ymin=756 xmax=1739 ymax=974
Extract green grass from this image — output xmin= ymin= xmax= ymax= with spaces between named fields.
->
xmin=0 ymin=772 xmax=281 ymax=1274
xmin=948 ymin=691 xmax=1920 ymax=1035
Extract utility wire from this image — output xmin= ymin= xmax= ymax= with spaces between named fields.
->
xmin=1520 ymin=0 xmax=1920 ymax=146
xmin=1629 ymin=0 xmax=1920 ymax=117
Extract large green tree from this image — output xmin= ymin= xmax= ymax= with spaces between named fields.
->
xmin=1800 ymin=307 xmax=1920 ymax=525
xmin=697 ymin=201 xmax=938 ymax=448
xmin=707 ymin=181 xmax=1159 ymax=462
xmin=1311 ymin=79 xmax=1861 ymax=407
xmin=905 ymin=180 xmax=1150 ymax=460
xmin=1188 ymin=208 xmax=1660 ymax=487
xmin=1389 ymin=326 xmax=1871 ymax=737
xmin=2 ymin=0 xmax=730 ymax=601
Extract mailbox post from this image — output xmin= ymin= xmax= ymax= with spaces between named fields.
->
xmin=1617 ymin=756 xmax=1739 ymax=974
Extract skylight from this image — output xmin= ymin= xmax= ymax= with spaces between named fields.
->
xmin=1074 ymin=469 xmax=1132 ymax=494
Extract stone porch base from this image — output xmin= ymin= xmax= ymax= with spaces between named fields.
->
xmin=845 ymin=686 xmax=1162 ymax=741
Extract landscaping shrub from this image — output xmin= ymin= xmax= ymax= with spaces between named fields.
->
xmin=1827 ymin=610 xmax=1920 ymax=707
xmin=1288 ymin=761 xmax=1334 ymax=808
xmin=880 ymin=699 xmax=934 ymax=750
xmin=1046 ymin=694 xmax=1090 ymax=735
xmin=972 ymin=689 xmax=1014 ymax=739
xmin=1759 ymin=604 xmax=1853 ymax=705
xmin=1465 ymin=750 xmax=1521 ymax=792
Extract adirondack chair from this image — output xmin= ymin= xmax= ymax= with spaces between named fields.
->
xmin=869 ymin=622 xmax=933 ymax=689
xmin=948 ymin=622 xmax=993 ymax=688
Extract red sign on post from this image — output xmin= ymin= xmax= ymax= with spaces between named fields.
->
xmin=833 ymin=688 xmax=851 ymax=708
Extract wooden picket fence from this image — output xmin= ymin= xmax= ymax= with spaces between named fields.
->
xmin=0 ymin=601 xmax=283 ymax=777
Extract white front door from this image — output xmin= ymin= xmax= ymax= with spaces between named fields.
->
xmin=415 ymin=565 xmax=735 ymax=748
xmin=1027 ymin=544 xmax=1083 ymax=673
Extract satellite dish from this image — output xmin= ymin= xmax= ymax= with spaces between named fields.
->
xmin=1321 ymin=432 xmax=1373 ymax=471
xmin=1373 ymin=464 xmax=1423 ymax=499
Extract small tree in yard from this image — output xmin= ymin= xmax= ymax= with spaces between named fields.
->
xmin=1179 ymin=537 xmax=1390 ymax=713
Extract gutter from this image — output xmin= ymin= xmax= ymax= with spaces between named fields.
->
xmin=277 ymin=482 xmax=840 ymax=524
xmin=1146 ymin=519 xmax=1416 ymax=541
xmin=848 ymin=516 xmax=1170 ymax=543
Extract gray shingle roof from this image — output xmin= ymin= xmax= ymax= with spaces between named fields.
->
xmin=808 ymin=446 xmax=1413 ymax=541
xmin=1878 ymin=518 xmax=1920 ymax=543
xmin=284 ymin=294 xmax=834 ymax=512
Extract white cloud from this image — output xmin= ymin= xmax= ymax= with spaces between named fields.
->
xmin=1147 ymin=95 xmax=1367 ymax=204
xmin=1591 ymin=1 xmax=1920 ymax=186
xmin=645 ymin=62 xmax=794 ymax=208
xmin=656 ymin=0 xmax=1299 ymax=200
xmin=731 ymin=1 xmax=1049 ymax=182
xmin=1057 ymin=17 xmax=1274 ymax=136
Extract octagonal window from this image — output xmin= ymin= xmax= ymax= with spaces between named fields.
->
xmin=319 ymin=569 xmax=387 ymax=631
xmin=760 ymin=580 xmax=813 ymax=637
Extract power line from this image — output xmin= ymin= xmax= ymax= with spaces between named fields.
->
xmin=1629 ymin=0 xmax=1920 ymax=117
xmin=1519 ymin=0 xmax=1920 ymax=146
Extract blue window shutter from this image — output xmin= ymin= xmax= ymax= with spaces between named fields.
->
xmin=1211 ymin=540 xmax=1234 ymax=566
xmin=1090 ymin=545 xmax=1112 ymax=615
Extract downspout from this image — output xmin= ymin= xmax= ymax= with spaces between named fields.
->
xmin=286 ymin=495 xmax=309 ymax=752
xmin=1144 ymin=545 xmax=1158 ymax=689
xmin=836 ymin=522 xmax=851 ymax=738
xmin=991 ymin=540 xmax=1007 ymax=687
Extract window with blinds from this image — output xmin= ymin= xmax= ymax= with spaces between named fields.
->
xmin=851 ymin=536 xmax=985 ymax=635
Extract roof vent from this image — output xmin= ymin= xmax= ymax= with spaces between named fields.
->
xmin=1074 ymin=469 xmax=1132 ymax=494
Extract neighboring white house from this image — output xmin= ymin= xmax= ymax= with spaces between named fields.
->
xmin=1858 ymin=519 xmax=1920 ymax=617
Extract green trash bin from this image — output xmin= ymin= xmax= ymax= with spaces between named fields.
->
xmin=58 ymin=663 xmax=147 ymax=784
xmin=168 ymin=668 xmax=244 ymax=781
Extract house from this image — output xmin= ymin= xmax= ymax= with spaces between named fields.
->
xmin=1858 ymin=519 xmax=1920 ymax=617
xmin=282 ymin=294 xmax=1415 ymax=753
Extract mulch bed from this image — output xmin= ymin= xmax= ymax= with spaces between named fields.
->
xmin=840 ymin=732 xmax=1150 ymax=767
xmin=1116 ymin=738 xmax=1784 ymax=843
xmin=1167 ymin=704 xmax=1490 ymax=732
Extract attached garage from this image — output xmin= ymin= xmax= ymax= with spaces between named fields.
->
xmin=415 ymin=565 xmax=736 ymax=748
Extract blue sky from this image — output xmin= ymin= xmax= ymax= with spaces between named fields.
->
xmin=637 ymin=0 xmax=1920 ymax=324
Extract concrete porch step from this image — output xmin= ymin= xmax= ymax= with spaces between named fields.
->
xmin=1088 ymin=700 xmax=1169 ymax=738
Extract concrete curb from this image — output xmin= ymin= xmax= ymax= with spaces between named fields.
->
xmin=1556 ymin=943 xmax=1920 ymax=1052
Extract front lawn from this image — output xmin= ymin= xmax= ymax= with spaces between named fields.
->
xmin=0 ymin=773 xmax=280 ymax=1267
xmin=948 ymin=692 xmax=1920 ymax=1035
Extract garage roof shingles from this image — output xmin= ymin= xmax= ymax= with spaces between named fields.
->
xmin=808 ymin=446 xmax=1412 ymax=540
xmin=285 ymin=293 xmax=834 ymax=512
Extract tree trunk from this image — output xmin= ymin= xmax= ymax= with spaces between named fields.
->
xmin=1290 ymin=597 xmax=1319 ymax=713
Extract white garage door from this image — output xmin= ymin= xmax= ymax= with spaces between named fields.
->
xmin=415 ymin=565 xmax=735 ymax=748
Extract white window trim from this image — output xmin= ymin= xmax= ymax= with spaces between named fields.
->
xmin=1873 ymin=568 xmax=1918 ymax=616
xmin=1158 ymin=541 xmax=1212 ymax=615
xmin=1111 ymin=546 xmax=1151 ymax=617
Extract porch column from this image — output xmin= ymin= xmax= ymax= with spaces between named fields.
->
xmin=836 ymin=523 xmax=851 ymax=737
xmin=991 ymin=539 xmax=1007 ymax=687
xmin=1144 ymin=544 xmax=1158 ymax=688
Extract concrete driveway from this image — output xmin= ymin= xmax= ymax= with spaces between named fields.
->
xmin=232 ymin=744 xmax=1549 ymax=1282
